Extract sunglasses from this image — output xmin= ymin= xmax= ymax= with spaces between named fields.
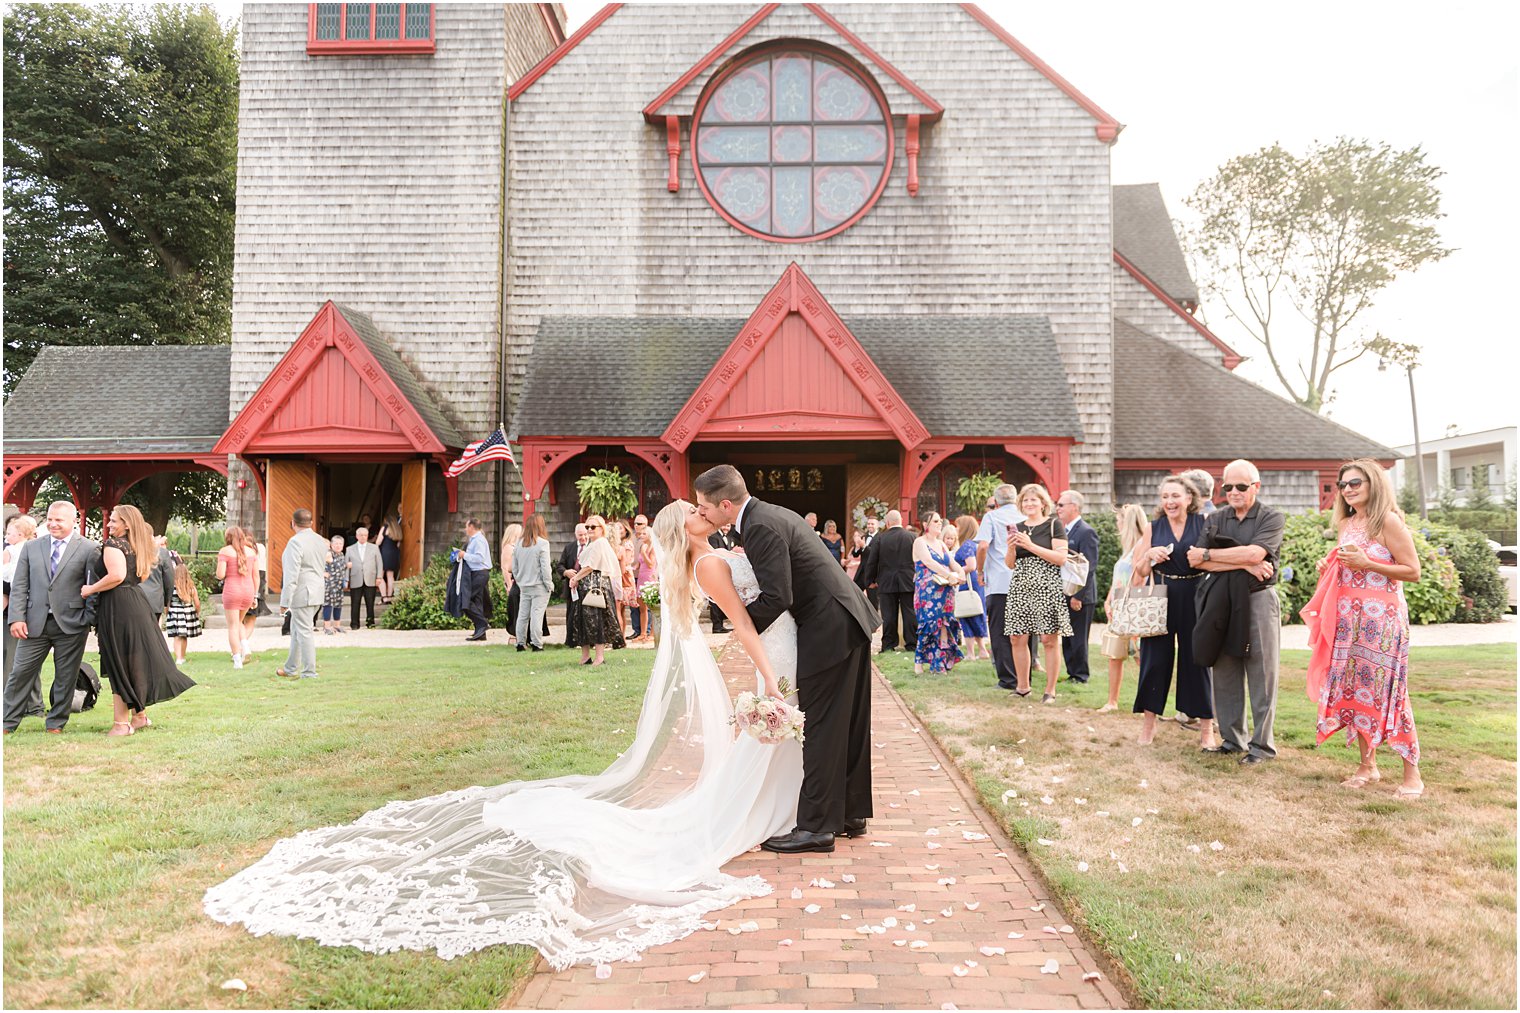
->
xmin=1220 ymin=483 xmax=1256 ymax=494
xmin=588 ymin=523 xmax=604 ymax=529
xmin=1336 ymin=478 xmax=1365 ymax=491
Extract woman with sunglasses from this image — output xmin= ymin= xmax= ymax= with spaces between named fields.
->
xmin=567 ymin=515 xmax=625 ymax=665
xmin=1305 ymin=460 xmax=1423 ymax=798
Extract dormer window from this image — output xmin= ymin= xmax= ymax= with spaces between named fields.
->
xmin=308 ymin=3 xmax=435 ymax=55
xmin=692 ymin=46 xmax=892 ymax=243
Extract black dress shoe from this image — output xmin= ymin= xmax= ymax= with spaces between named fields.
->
xmin=516 ymin=645 xmax=526 ymax=652
xmin=1239 ymin=753 xmax=1270 ymax=766
xmin=530 ymin=645 xmax=543 ymax=652
xmin=761 ymin=829 xmax=835 ymax=854
xmin=1065 ymin=675 xmax=1089 ymax=684
xmin=1200 ymin=745 xmax=1241 ymax=754
xmin=838 ymin=818 xmax=868 ymax=838
xmin=465 ymin=632 xmax=487 ymax=642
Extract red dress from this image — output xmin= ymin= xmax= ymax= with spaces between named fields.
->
xmin=1312 ymin=519 xmax=1419 ymax=764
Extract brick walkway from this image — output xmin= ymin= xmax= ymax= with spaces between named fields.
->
xmin=511 ymin=646 xmax=1127 ymax=1011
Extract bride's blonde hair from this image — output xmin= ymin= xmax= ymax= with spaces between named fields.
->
xmin=653 ymin=501 xmax=702 ymax=637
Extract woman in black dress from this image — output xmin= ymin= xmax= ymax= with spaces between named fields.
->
xmin=81 ymin=505 xmax=195 ymax=736
xmin=378 ymin=514 xmax=402 ymax=603
xmin=1001 ymin=484 xmax=1071 ymax=702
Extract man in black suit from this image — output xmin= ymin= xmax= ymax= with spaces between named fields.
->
xmin=707 ymin=523 xmax=738 ymax=633
xmin=695 ymin=465 xmax=881 ymax=854
xmin=851 ymin=516 xmax=880 ymax=610
xmin=860 ymin=510 xmax=916 ymax=653
xmin=559 ymin=523 xmax=587 ymax=646
xmin=1056 ymin=490 xmax=1099 ymax=684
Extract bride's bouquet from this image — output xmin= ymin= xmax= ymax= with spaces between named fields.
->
xmin=731 ymin=679 xmax=806 ymax=745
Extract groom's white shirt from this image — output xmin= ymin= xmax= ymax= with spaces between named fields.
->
xmin=733 ymin=496 xmax=755 ymax=537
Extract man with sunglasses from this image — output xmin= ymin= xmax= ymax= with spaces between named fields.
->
xmin=1187 ymin=460 xmax=1284 ymax=765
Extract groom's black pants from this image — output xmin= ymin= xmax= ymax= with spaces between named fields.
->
xmin=795 ymin=636 xmax=873 ymax=834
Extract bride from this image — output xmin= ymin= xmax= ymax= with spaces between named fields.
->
xmin=203 ymin=501 xmax=801 ymax=968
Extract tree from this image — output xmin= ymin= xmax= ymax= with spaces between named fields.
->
xmin=3 ymin=3 xmax=238 ymax=394
xmin=1183 ymin=139 xmax=1451 ymax=412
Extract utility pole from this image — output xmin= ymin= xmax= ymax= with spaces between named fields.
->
xmin=1370 ymin=334 xmax=1427 ymax=519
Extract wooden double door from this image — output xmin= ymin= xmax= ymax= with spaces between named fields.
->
xmin=265 ymin=458 xmax=426 ymax=593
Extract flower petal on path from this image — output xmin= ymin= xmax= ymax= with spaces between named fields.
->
xmin=595 ymin=964 xmax=612 ymax=980
xmin=899 ymin=903 xmax=917 ymax=912
xmin=1209 ymin=840 xmax=1225 ymax=851
xmin=980 ymin=946 xmax=1006 ymax=956
xmin=1030 ymin=902 xmax=1046 ymax=912
xmin=965 ymin=901 xmax=980 ymax=911
xmin=1084 ymin=971 xmax=1103 ymax=982
xmin=1040 ymin=958 xmax=1060 ymax=974
xmin=1077 ymin=861 xmax=1090 ymax=872
xmin=220 ymin=980 xmax=247 ymax=992
xmin=870 ymin=841 xmax=892 ymax=847
xmin=1132 ymin=817 xmax=1143 ymax=827
xmin=841 ymin=874 xmax=857 ymax=883
xmin=1007 ymin=931 xmax=1024 ymax=939
xmin=911 ymin=940 xmax=929 ymax=949
xmin=894 ymin=939 xmax=907 ymax=947
xmin=791 ymin=887 xmax=803 ymax=899
xmin=952 ymin=965 xmax=969 ymax=977
xmin=1060 ymin=925 xmax=1074 ymax=934
xmin=804 ymin=904 xmax=821 ymax=914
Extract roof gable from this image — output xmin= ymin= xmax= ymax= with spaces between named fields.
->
xmin=214 ymin=302 xmax=462 ymax=457
xmin=642 ymin=4 xmax=944 ymax=122
xmin=1113 ymin=184 xmax=1199 ymax=305
xmin=662 ymin=263 xmax=928 ymax=449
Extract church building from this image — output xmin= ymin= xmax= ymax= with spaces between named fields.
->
xmin=2 ymin=3 xmax=1393 ymax=588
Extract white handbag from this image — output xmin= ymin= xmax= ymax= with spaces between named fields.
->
xmin=1107 ymin=577 xmax=1169 ymax=638
xmin=1060 ymin=551 xmax=1091 ymax=597
xmin=953 ymin=589 xmax=983 ymax=619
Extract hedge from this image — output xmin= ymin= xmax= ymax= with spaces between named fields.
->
xmin=382 ymin=551 xmax=513 ymax=631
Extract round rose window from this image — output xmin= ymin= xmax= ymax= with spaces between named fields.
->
xmin=693 ymin=48 xmax=892 ymax=242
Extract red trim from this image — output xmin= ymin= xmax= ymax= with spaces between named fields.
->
xmin=665 ymin=115 xmax=681 ymax=193
xmin=661 ymin=263 xmax=929 ymax=451
xmin=508 ymin=3 xmax=622 ymax=101
xmin=624 ymin=442 xmax=690 ymax=500
xmin=3 ymin=456 xmax=228 ymax=516
xmin=519 ymin=441 xmax=590 ymax=502
xmin=1114 ymin=251 xmax=1243 ymax=368
xmin=641 ymin=4 xmax=782 ymax=122
xmin=689 ymin=42 xmax=895 ymax=244
xmin=957 ymin=4 xmax=1120 ymax=143
xmin=1003 ymin=438 xmax=1071 ymax=494
xmin=214 ymin=302 xmax=457 ymax=458
xmin=306 ymin=3 xmax=436 ymax=56
xmin=900 ymin=441 xmax=965 ymax=519
xmin=801 ymin=4 xmax=944 ymax=120
xmin=536 ymin=3 xmax=567 ymax=46
xmin=906 ymin=114 xmax=921 ymax=197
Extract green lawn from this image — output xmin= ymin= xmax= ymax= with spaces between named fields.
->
xmin=878 ymin=642 xmax=1518 ymax=1010
xmin=2 ymin=644 xmax=649 ymax=1010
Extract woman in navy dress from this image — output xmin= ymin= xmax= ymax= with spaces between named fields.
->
xmin=1132 ymin=476 xmax=1216 ymax=748
xmin=951 ymin=515 xmax=989 ymax=660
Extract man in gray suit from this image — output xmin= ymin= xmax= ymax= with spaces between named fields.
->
xmin=345 ymin=526 xmax=381 ymax=630
xmin=138 ymin=536 xmax=177 ymax=622
xmin=277 ymin=508 xmax=328 ymax=680
xmin=4 ymin=501 xmax=99 ymax=734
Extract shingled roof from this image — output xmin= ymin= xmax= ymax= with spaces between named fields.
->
xmin=513 ymin=315 xmax=1082 ymax=441
xmin=1113 ymin=183 xmax=1200 ymax=306
xmin=3 ymin=345 xmax=232 ymax=457
xmin=333 ymin=304 xmax=465 ymax=449
xmin=1114 ymin=321 xmax=1397 ymax=461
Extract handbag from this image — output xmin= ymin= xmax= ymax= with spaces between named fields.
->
xmin=953 ymin=588 xmax=983 ymax=619
xmin=1060 ymin=551 xmax=1091 ymax=597
xmin=1107 ymin=576 xmax=1168 ymax=638
xmin=1099 ymin=630 xmax=1132 ymax=660
xmin=580 ymin=576 xmax=608 ymax=610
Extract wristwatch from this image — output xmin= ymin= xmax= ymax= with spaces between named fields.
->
xmin=1202 ymin=548 xmax=1212 ymax=563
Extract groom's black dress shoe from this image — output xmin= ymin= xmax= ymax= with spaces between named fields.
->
xmin=761 ymin=829 xmax=835 ymax=854
xmin=837 ymin=818 xmax=868 ymax=838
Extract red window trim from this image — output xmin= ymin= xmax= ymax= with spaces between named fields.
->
xmin=690 ymin=41 xmax=895 ymax=245
xmin=307 ymin=3 xmax=436 ymax=56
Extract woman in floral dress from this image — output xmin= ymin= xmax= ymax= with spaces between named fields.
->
xmin=1304 ymin=459 xmax=1423 ymax=799
xmin=911 ymin=512 xmax=965 ymax=675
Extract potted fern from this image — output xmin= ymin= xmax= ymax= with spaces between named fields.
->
xmin=955 ymin=470 xmax=1004 ymax=516
xmin=575 ymin=467 xmax=639 ymax=521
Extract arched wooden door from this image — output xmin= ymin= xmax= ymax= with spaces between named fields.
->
xmin=266 ymin=459 xmax=319 ymax=595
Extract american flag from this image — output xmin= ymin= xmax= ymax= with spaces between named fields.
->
xmin=445 ymin=427 xmax=515 ymax=477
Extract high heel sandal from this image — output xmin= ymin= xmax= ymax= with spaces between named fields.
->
xmin=107 ymin=722 xmax=134 ymax=737
xmin=130 ymin=715 xmax=152 ymax=731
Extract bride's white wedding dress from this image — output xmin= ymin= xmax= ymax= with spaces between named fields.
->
xmin=203 ymin=552 xmax=801 ymax=969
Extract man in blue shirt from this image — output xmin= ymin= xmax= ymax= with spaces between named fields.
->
xmin=460 ymin=518 xmax=492 ymax=641
xmin=975 ymin=484 xmax=1027 ymax=691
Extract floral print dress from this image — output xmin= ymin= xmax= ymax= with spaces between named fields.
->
xmin=1314 ymin=518 xmax=1419 ymax=763
xmin=912 ymin=546 xmax=963 ymax=673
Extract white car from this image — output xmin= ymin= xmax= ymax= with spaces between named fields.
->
xmin=1497 ymin=546 xmax=1517 ymax=612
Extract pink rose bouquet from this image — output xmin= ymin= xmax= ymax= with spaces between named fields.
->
xmin=730 ymin=680 xmax=805 ymax=745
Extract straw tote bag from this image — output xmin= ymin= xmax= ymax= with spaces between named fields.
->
xmin=1107 ymin=576 xmax=1168 ymax=638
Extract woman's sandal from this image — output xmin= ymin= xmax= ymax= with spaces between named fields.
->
xmin=1393 ymin=784 xmax=1425 ymax=800
xmin=1012 ymin=688 xmax=1032 ymax=698
xmin=1341 ymin=767 xmax=1381 ymax=788
xmin=130 ymin=716 xmax=153 ymax=731
xmin=106 ymin=722 xmax=134 ymax=737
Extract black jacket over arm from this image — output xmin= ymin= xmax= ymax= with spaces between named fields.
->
xmin=1191 ymin=532 xmax=1253 ymax=665
xmin=740 ymin=499 xmax=880 ymax=677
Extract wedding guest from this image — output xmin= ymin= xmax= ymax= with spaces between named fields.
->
xmin=804 ymin=511 xmax=818 ymax=533
xmin=377 ymin=514 xmax=401 ymax=603
xmin=631 ymin=517 xmax=657 ymax=643
xmin=512 ymin=514 xmax=552 ymax=653
xmin=165 ymin=561 xmax=204 ymax=663
xmin=952 ymin=515 xmax=989 ymax=661
xmin=1182 ymin=468 xmax=1218 ymax=516
xmin=1133 ymin=476 xmax=1216 ymax=748
xmin=912 ymin=512 xmax=965 ymax=675
xmin=345 ymin=526 xmax=381 ymax=630
xmin=278 ymin=509 xmax=329 ymax=678
xmin=460 ymin=518 xmax=493 ymax=642
xmin=1304 ymin=459 xmax=1423 ymax=797
xmin=81 ymin=504 xmax=195 ymax=735
xmin=322 ymin=534 xmax=347 ymax=635
xmin=1191 ymin=459 xmax=1284 ymax=766
xmin=138 ymin=534 xmax=177 ymax=627
xmin=569 ymin=515 xmax=624 ymax=664
xmin=862 ymin=510 xmax=916 ymax=653
xmin=1098 ymin=505 xmax=1148 ymax=712
xmin=2 ymin=515 xmax=44 ymax=720
xmin=1003 ymin=484 xmax=1070 ymax=702
xmin=500 ymin=522 xmax=524 ymax=644
xmin=247 ymin=537 xmax=272 ymax=633
xmin=1056 ymin=490 xmax=1100 ymax=685
xmin=707 ymin=522 xmax=738 ymax=633
xmin=560 ymin=523 xmax=588 ymax=646
xmin=216 ymin=527 xmax=259 ymax=669
xmin=819 ymin=519 xmax=845 ymax=566
xmin=977 ymin=485 xmax=1027 ymax=691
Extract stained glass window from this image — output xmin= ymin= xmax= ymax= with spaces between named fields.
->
xmin=695 ymin=49 xmax=891 ymax=241
xmin=308 ymin=3 xmax=433 ymax=54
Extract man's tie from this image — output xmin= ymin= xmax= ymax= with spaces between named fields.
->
xmin=49 ymin=539 xmax=63 ymax=578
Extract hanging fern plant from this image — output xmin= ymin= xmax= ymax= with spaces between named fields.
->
xmin=955 ymin=470 xmax=1004 ymax=516
xmin=575 ymin=467 xmax=638 ymax=520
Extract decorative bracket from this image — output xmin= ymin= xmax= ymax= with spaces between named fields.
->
xmin=900 ymin=441 xmax=966 ymax=519
xmin=906 ymin=114 xmax=921 ymax=197
xmin=665 ymin=115 xmax=681 ymax=192
xmin=520 ymin=442 xmax=589 ymax=503
xmin=1002 ymin=439 xmax=1072 ymax=494
xmin=624 ymin=441 xmax=689 ymax=500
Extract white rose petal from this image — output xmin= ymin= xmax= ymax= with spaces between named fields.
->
xmin=980 ymin=946 xmax=1006 ymax=956
xmin=1007 ymin=931 xmax=1024 ymax=939
xmin=1132 ymin=817 xmax=1143 ymax=827
xmin=1096 ymin=811 xmax=1110 ymax=817
xmin=1051 ymin=775 xmax=1064 ymax=783
xmin=941 ymin=907 xmax=955 ymax=917
xmin=841 ymin=874 xmax=857 ymax=883
xmin=1209 ymin=840 xmax=1225 ymax=851
xmin=1077 ymin=861 xmax=1090 ymax=872
xmin=889 ymin=802 xmax=902 ymax=809
xmin=688 ymin=971 xmax=707 ymax=983
xmin=1146 ymin=808 xmax=1159 ymax=815
xmin=1084 ymin=971 xmax=1103 ymax=982
xmin=965 ymin=901 xmax=981 ymax=911
xmin=810 ymin=878 xmax=835 ymax=889
xmin=925 ymin=863 xmax=940 ymax=871
xmin=911 ymin=940 xmax=929 ymax=949
xmin=1040 ymin=796 xmax=1055 ymax=805
xmin=1013 ymin=757 xmax=1025 ymax=767
xmin=1060 ymin=925 xmax=1074 ymax=934
xmin=893 ymin=939 xmax=907 ymax=947
xmin=989 ymin=745 xmax=997 ymax=752
xmin=899 ymin=903 xmax=917 ymax=912
xmin=1187 ymin=844 xmax=1202 ymax=854
xmin=882 ymin=916 xmax=898 ymax=928
xmin=779 ymin=938 xmax=793 ymax=946
xmin=727 ymin=927 xmax=742 ymax=935
xmin=942 ymin=1005 xmax=959 ymax=1012
xmin=740 ymin=921 xmax=759 ymax=932
xmin=791 ymin=887 xmax=803 ymax=899
xmin=595 ymin=964 xmax=612 ymax=980
xmin=994 ymin=851 xmax=1007 ymax=857
xmin=932 ymin=764 xmax=942 ymax=771
xmin=963 ymin=831 xmax=989 ymax=842
xmin=840 ymin=914 xmax=851 ymax=920
xmin=908 ymin=789 xmax=921 ymax=796
xmin=966 ymin=960 xmax=979 ymax=968
xmin=1174 ymin=953 xmax=1183 ymax=963
xmin=937 ymin=877 xmax=957 ymax=886
xmin=927 ymin=842 xmax=942 ymax=850
xmin=804 ymin=903 xmax=821 ymax=914
xmin=1043 ymin=925 xmax=1059 ymax=935
xmin=952 ymin=965 xmax=969 ymax=977
xmin=1074 ymin=798 xmax=1088 ymax=805
xmin=1040 ymin=958 xmax=1060 ymax=974
xmin=1030 ymin=902 xmax=1046 ymax=912
xmin=1117 ymin=861 xmax=1130 ymax=873
xmin=905 ymin=922 xmax=916 ymax=931
xmin=220 ymin=980 xmax=247 ymax=992
xmin=1017 ymin=738 xmax=1027 ymax=744
xmin=1139 ymin=779 xmax=1149 ymax=788
xmin=870 ymin=841 xmax=892 ymax=847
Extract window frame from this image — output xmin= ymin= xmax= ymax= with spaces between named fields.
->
xmin=307 ymin=3 xmax=436 ymax=56
xmin=690 ymin=41 xmax=895 ymax=245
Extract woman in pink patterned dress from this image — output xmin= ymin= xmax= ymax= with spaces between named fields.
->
xmin=1306 ymin=459 xmax=1424 ymax=799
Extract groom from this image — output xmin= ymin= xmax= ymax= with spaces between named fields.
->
xmin=695 ymin=465 xmax=881 ymax=854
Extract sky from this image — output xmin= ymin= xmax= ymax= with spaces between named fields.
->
xmin=554 ymin=0 xmax=1519 ymax=450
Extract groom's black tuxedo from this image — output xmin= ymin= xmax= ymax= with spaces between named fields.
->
xmin=737 ymin=498 xmax=881 ymax=833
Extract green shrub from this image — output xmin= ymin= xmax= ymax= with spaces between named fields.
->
xmin=1417 ymin=521 xmax=1507 ymax=623
xmin=1404 ymin=528 xmax=1462 ymax=624
xmin=187 ymin=553 xmax=222 ymax=597
xmin=1274 ymin=511 xmax=1337 ymax=623
xmin=381 ymin=551 xmax=512 ymax=631
xmin=1086 ymin=509 xmax=1120 ymax=623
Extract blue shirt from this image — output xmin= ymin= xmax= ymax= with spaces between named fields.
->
xmin=462 ymin=531 xmax=491 ymax=571
xmin=975 ymin=503 xmax=1027 ymax=596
